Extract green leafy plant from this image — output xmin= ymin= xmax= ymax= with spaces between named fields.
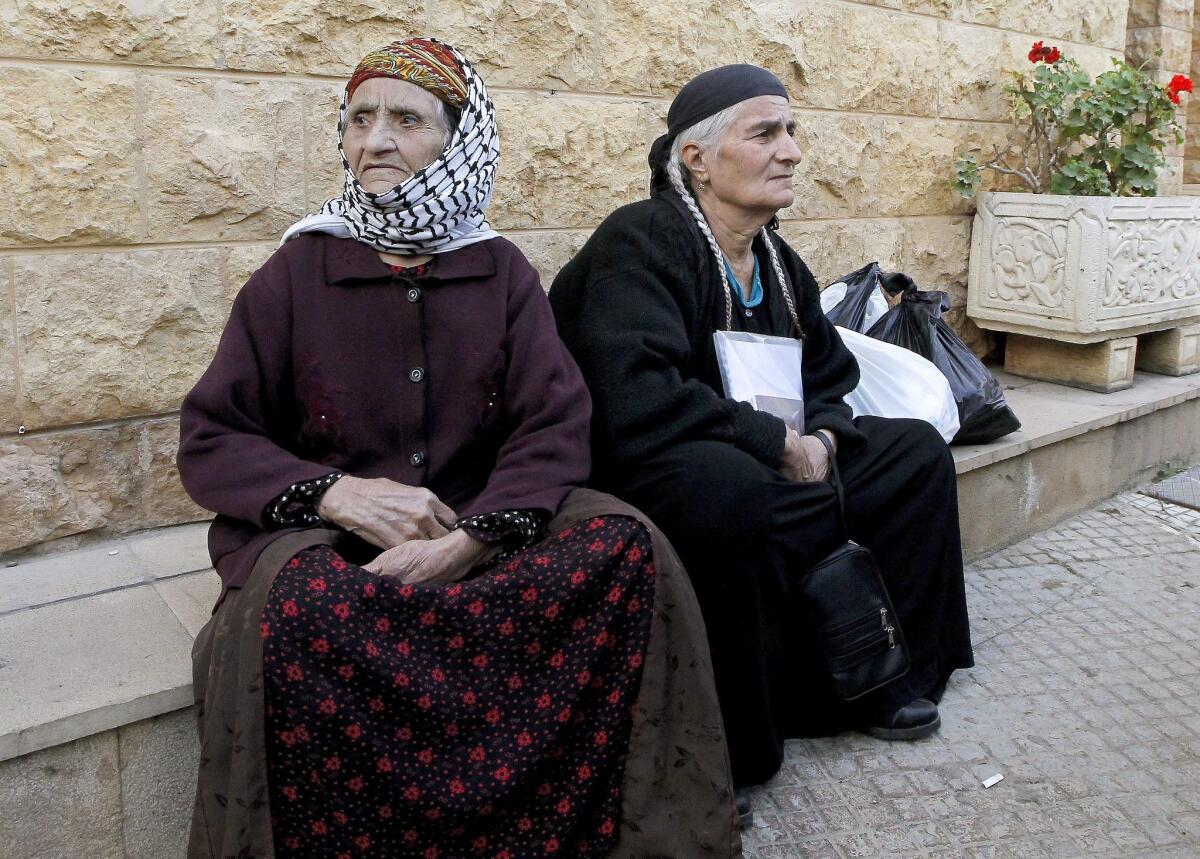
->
xmin=955 ymin=41 xmax=1192 ymax=197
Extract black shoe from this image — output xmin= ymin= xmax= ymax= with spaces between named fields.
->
xmin=734 ymin=788 xmax=754 ymax=830
xmin=863 ymin=698 xmax=941 ymax=741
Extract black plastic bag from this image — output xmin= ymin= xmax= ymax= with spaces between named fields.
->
xmin=822 ymin=262 xmax=884 ymax=332
xmin=866 ymin=287 xmax=1021 ymax=445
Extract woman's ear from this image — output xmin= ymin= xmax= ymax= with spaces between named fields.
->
xmin=680 ymin=141 xmax=708 ymax=187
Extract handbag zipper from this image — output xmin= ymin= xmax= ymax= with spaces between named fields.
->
xmin=881 ymin=607 xmax=895 ymax=649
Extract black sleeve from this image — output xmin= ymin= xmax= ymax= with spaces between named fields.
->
xmin=263 ymin=472 xmax=345 ymax=529
xmin=456 ymin=509 xmax=549 ymax=551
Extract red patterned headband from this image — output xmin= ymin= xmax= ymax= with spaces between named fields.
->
xmin=346 ymin=38 xmax=468 ymax=108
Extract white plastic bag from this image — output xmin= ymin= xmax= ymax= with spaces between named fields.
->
xmin=837 ymin=326 xmax=960 ymax=443
xmin=713 ymin=330 xmax=805 ymax=432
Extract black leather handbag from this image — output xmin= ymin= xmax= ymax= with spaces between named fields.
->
xmin=802 ymin=433 xmax=910 ymax=701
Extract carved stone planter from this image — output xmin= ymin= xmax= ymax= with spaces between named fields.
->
xmin=967 ymin=191 xmax=1200 ymax=390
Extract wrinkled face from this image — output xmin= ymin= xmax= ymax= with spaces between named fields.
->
xmin=342 ymin=77 xmax=450 ymax=194
xmin=704 ymin=95 xmax=801 ymax=216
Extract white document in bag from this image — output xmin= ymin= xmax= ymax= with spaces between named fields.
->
xmin=713 ymin=330 xmax=805 ymax=432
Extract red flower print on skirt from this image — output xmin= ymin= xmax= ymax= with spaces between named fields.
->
xmin=263 ymin=516 xmax=654 ymax=857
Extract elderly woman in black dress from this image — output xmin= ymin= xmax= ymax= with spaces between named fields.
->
xmin=178 ymin=38 xmax=738 ymax=858
xmin=550 ymin=65 xmax=974 ymax=797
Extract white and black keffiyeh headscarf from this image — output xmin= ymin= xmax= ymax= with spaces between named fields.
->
xmin=281 ymin=38 xmax=500 ymax=256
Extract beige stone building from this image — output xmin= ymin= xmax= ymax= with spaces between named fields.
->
xmin=0 ymin=0 xmax=1196 ymax=555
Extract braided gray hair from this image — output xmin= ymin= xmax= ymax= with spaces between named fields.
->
xmin=666 ymin=110 xmax=803 ymax=338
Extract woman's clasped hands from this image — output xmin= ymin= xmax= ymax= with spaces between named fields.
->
xmin=316 ymin=475 xmax=493 ymax=584
xmin=779 ymin=429 xmax=836 ymax=484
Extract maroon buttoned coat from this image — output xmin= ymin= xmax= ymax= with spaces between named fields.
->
xmin=178 ymin=233 xmax=592 ymax=590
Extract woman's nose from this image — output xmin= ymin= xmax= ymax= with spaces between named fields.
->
xmin=779 ymin=133 xmax=802 ymax=164
xmin=365 ymin=121 xmax=398 ymax=153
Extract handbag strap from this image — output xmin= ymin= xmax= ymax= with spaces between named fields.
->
xmin=812 ymin=431 xmax=847 ymax=525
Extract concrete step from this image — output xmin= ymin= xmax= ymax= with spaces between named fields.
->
xmin=1 ymin=368 xmax=1197 ymax=856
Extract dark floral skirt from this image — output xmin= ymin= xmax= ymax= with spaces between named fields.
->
xmin=261 ymin=516 xmax=655 ymax=858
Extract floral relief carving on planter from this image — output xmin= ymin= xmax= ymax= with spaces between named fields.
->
xmin=989 ymin=217 xmax=1069 ymax=310
xmin=968 ymin=192 xmax=1200 ymax=343
xmin=1105 ymin=215 xmax=1200 ymax=309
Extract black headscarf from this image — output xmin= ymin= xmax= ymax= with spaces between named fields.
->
xmin=648 ymin=64 xmax=789 ymax=194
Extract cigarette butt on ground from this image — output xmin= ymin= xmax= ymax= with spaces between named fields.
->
xmin=982 ymin=773 xmax=1004 ymax=788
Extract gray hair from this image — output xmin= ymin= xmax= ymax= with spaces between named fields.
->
xmin=664 ymin=105 xmax=803 ymax=337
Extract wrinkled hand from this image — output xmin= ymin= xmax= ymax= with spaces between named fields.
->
xmin=779 ymin=429 xmax=835 ymax=483
xmin=316 ymin=475 xmax=456 ymax=549
xmin=363 ymin=530 xmax=493 ymax=585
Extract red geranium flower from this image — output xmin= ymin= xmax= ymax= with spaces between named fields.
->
xmin=307 ymin=577 xmax=327 ymax=592
xmin=311 ymin=637 xmax=330 ymax=653
xmin=1028 ymin=40 xmax=1062 ymax=64
xmin=333 ymin=602 xmax=350 ymax=620
xmin=282 ymin=599 xmax=299 ymax=617
xmin=1168 ymin=74 xmax=1194 ymax=104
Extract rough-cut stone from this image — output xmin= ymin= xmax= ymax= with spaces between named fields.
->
xmin=221 ymin=0 xmax=425 ymax=75
xmin=0 ymin=267 xmax=16 ymax=432
xmin=962 ymin=0 xmax=1130 ymax=52
xmin=0 ymin=731 xmax=123 ymax=858
xmin=779 ymin=220 xmax=874 ymax=287
xmin=901 ymin=216 xmax=972 ymax=303
xmin=1127 ymin=25 xmax=1193 ymax=72
xmin=506 ymin=230 xmax=593 ymax=289
xmin=1005 ymin=334 xmax=1138 ymax=393
xmin=940 ymin=28 xmax=1120 ymax=122
xmin=142 ymin=76 xmax=306 ymax=243
xmin=0 ymin=417 xmax=204 ymax=555
xmin=491 ymin=93 xmax=645 ymax=230
xmin=0 ymin=0 xmax=222 ymax=67
xmin=1137 ymin=323 xmax=1200 ymax=375
xmin=436 ymin=0 xmax=940 ymax=114
xmin=305 ymin=83 xmax=346 ymax=210
xmin=0 ymin=68 xmax=141 ymax=246
xmin=119 ymin=708 xmax=199 ymax=859
xmin=1127 ymin=0 xmax=1193 ymax=29
xmin=13 ymin=249 xmax=228 ymax=428
xmin=224 ymin=244 xmax=277 ymax=298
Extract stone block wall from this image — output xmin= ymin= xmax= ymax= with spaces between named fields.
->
xmin=1126 ymin=0 xmax=1196 ymax=187
xmin=0 ymin=0 xmax=1134 ymax=554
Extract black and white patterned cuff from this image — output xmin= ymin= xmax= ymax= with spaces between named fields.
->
xmin=265 ymin=472 xmax=345 ymax=528
xmin=456 ymin=509 xmax=548 ymax=552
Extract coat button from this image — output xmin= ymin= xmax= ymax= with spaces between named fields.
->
xmin=406 ymin=287 xmax=422 ymax=303
xmin=408 ymin=367 xmax=425 ymax=383
xmin=410 ymin=451 xmax=426 ymax=467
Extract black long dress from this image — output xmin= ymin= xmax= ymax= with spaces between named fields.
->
xmin=549 ymin=191 xmax=974 ymax=786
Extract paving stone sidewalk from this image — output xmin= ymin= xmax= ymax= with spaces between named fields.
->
xmin=742 ymin=485 xmax=1200 ymax=858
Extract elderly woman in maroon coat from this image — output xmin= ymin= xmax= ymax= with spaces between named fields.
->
xmin=178 ymin=38 xmax=737 ymax=858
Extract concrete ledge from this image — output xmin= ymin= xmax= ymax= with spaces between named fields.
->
xmin=1 ymin=369 xmax=1197 ymax=767
xmin=953 ymin=371 xmax=1200 ymax=559
xmin=0 ymin=524 xmax=215 ymax=764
